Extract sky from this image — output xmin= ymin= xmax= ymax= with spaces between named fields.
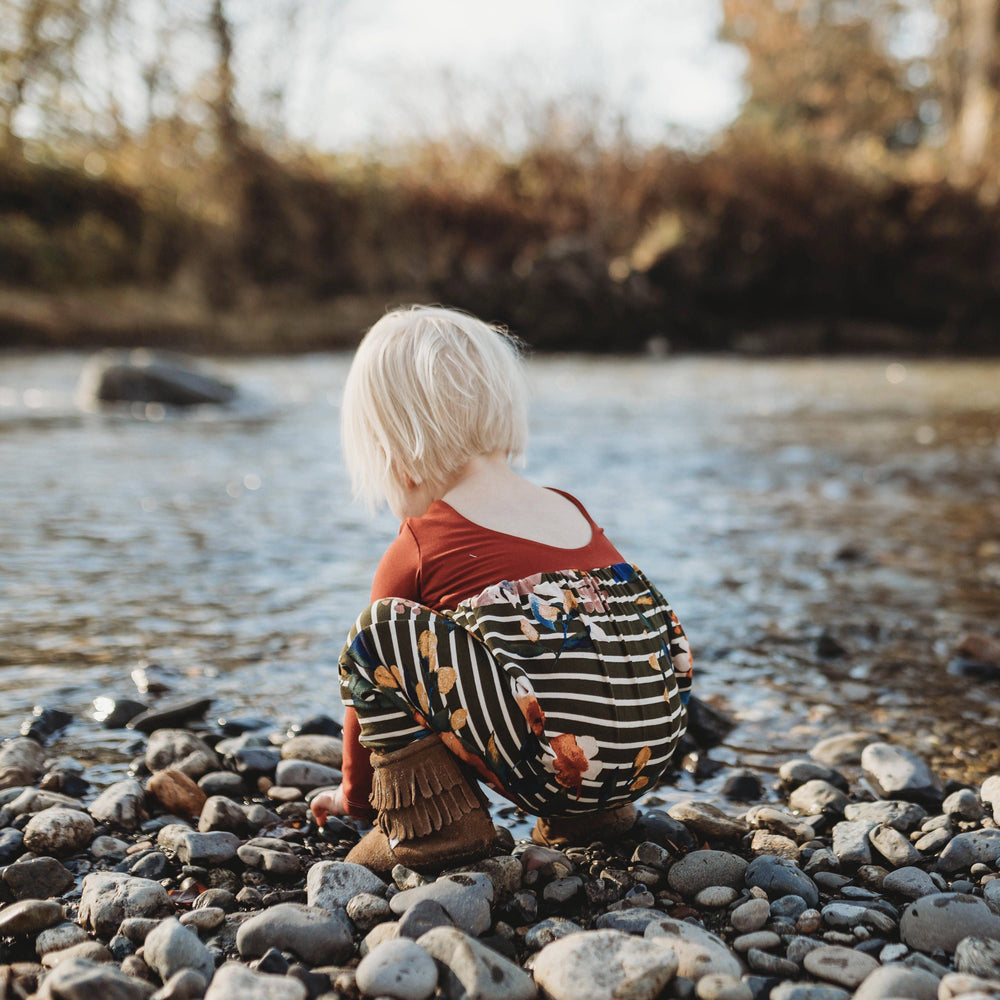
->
xmin=240 ymin=0 xmax=749 ymax=150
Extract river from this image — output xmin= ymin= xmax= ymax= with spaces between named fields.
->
xmin=2 ymin=352 xmax=999 ymax=806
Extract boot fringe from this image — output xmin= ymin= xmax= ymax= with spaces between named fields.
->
xmin=370 ymin=735 xmax=485 ymax=842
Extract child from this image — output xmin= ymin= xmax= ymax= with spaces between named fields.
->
xmin=311 ymin=305 xmax=693 ymax=875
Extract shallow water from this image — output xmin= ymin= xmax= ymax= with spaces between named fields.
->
xmin=2 ymin=353 xmax=999 ymax=807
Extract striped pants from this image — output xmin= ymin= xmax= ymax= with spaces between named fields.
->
xmin=339 ymin=562 xmax=692 ymax=817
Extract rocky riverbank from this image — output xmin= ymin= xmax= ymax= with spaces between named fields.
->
xmin=3 ymin=702 xmax=1000 ymax=1000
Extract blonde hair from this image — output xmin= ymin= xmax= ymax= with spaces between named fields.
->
xmin=341 ymin=305 xmax=529 ymax=509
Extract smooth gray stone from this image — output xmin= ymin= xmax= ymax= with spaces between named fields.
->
xmin=36 ymin=956 xmax=154 ymax=1000
xmin=89 ymin=779 xmax=147 ymax=831
xmin=821 ymin=902 xmax=867 ymax=930
xmin=900 ymin=893 xmax=1000 ymax=953
xmin=78 ymin=872 xmax=174 ymax=938
xmin=955 ymin=936 xmax=1000 ymax=979
xmin=769 ymin=985 xmax=850 ymax=1000
xmin=730 ymin=898 xmax=771 ymax=934
xmin=144 ymin=730 xmax=219 ymax=776
xmin=543 ymin=876 xmax=582 ymax=903
xmin=390 ymin=874 xmax=494 ymax=937
xmin=236 ymin=843 xmax=299 ymax=876
xmin=150 ymin=968 xmax=207 ymax=1000
xmin=306 ymin=860 xmax=388 ymax=910
xmin=982 ymin=775 xmax=1000 ymax=820
xmin=810 ymin=732 xmax=872 ymax=766
xmin=82 ymin=351 xmax=237 ymax=406
xmin=280 ymin=734 xmax=344 ymax=768
xmin=831 ymin=820 xmax=875 ymax=867
xmin=802 ymin=945 xmax=880 ymax=989
xmin=127 ymin=698 xmax=212 ymax=734
xmin=594 ymin=908 xmax=670 ymax=935
xmin=861 ymin=742 xmax=939 ymax=802
xmin=273 ymin=759 xmax=341 ymax=790
xmin=645 ymin=918 xmax=742 ymax=981
xmin=156 ymin=825 xmax=240 ymax=865
xmin=2 ymin=855 xmax=74 ymax=899
xmin=786 ymin=936 xmax=823 ymax=966
xmin=942 ymin=788 xmax=985 ymax=821
xmin=0 ymin=898 xmax=64 ymax=935
xmin=23 ymin=806 xmax=95 ymax=855
xmin=745 ymin=855 xmax=819 ymax=908
xmin=203 ymin=962 xmax=306 ymax=1000
xmin=397 ymin=899 xmax=454 ymax=940
xmin=779 ymin=759 xmax=848 ymax=789
xmin=236 ymin=903 xmax=353 ymax=965
xmin=143 ymin=917 xmax=216 ymax=985
xmin=525 ymin=917 xmax=584 ymax=950
xmin=789 ymin=780 xmax=849 ymax=815
xmin=198 ymin=772 xmax=245 ymax=798
xmin=419 ymin=926 xmax=537 ymax=1000
xmin=198 ymin=796 xmax=248 ymax=834
xmin=938 ymin=830 xmax=1000 ymax=873
xmin=747 ymin=948 xmax=799 ymax=977
xmin=984 ymin=879 xmax=1000 ymax=913
xmin=36 ymin=922 xmax=90 ymax=955
xmin=844 ymin=800 xmax=927 ymax=832
xmin=666 ymin=850 xmax=748 ymax=896
xmin=356 ymin=937 xmax=439 ymax=1000
xmin=851 ymin=962 xmax=941 ymax=1000
xmin=915 ymin=827 xmax=952 ymax=854
xmin=870 ymin=824 xmax=923 ymax=868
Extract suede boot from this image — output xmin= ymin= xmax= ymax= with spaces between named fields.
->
xmin=345 ymin=734 xmax=497 ymax=876
xmin=531 ymin=802 xmax=638 ymax=847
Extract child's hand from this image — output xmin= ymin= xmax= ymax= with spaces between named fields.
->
xmin=310 ymin=787 xmax=348 ymax=826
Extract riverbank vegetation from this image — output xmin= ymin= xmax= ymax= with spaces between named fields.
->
xmin=3 ymin=0 xmax=1000 ymax=353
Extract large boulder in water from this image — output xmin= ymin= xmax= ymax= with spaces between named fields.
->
xmin=78 ymin=350 xmax=237 ymax=407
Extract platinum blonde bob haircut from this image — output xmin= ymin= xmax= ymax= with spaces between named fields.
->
xmin=341 ymin=305 xmax=529 ymax=509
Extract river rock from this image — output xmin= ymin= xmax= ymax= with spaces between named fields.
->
xmin=981 ymin=775 xmax=1000 ymax=820
xmin=731 ymin=898 xmax=771 ymax=934
xmin=0 ymin=737 xmax=47 ymax=788
xmin=2 ymin=855 xmax=74 ymax=899
xmin=881 ymin=866 xmax=938 ymax=900
xmin=198 ymin=771 xmax=245 ymax=798
xmin=78 ymin=872 xmax=174 ymax=938
xmin=203 ymin=962 xmax=306 ymax=1000
xmin=869 ymin=824 xmax=922 ymax=867
xmin=157 ymin=825 xmax=240 ymax=865
xmin=419 ymin=926 xmax=536 ymax=1000
xmin=355 ymin=937 xmax=439 ymax=1000
xmin=802 ymin=946 xmax=879 ymax=989
xmin=127 ymin=698 xmax=212 ymax=735
xmin=0 ymin=899 xmax=64 ymax=936
xmin=89 ymin=780 xmax=147 ymax=831
xmin=843 ymin=800 xmax=927 ymax=832
xmin=198 ymin=795 xmax=248 ymax=834
xmin=810 ymin=732 xmax=872 ymax=766
xmin=273 ymin=759 xmax=341 ymax=791
xmin=92 ymin=697 xmax=147 ymax=729
xmin=939 ymin=972 xmax=1000 ymax=1000
xmin=745 ymin=856 xmax=819 ymax=908
xmin=851 ymin=963 xmax=941 ymax=1000
xmin=389 ymin=874 xmax=493 ymax=937
xmin=36 ymin=922 xmax=90 ymax=955
xmin=789 ymin=780 xmax=848 ymax=816
xmin=938 ymin=830 xmax=1000 ymax=873
xmin=306 ymin=860 xmax=387 ymax=910
xmin=527 ymin=916 xmax=585 ymax=948
xmin=666 ymin=800 xmax=747 ymax=840
xmin=831 ymin=820 xmax=875 ymax=867
xmin=236 ymin=903 xmax=352 ymax=965
xmin=638 ymin=810 xmax=697 ymax=853
xmin=36 ymin=955 xmax=154 ymax=1000
xmin=145 ymin=770 xmax=206 ymax=819
xmin=143 ymin=917 xmax=216 ymax=985
xmin=0 ymin=826 xmax=24 ymax=863
xmin=770 ymin=986 xmax=850 ymax=1000
xmin=645 ymin=917 xmax=742 ymax=981
xmin=397 ymin=899 xmax=455 ymax=940
xmin=860 ymin=742 xmax=940 ymax=805
xmin=943 ymin=788 xmax=985 ymax=821
xmin=955 ymin=937 xmax=1000 ymax=979
xmin=667 ymin=850 xmax=748 ymax=897
xmin=145 ymin=731 xmax=219 ymax=777
xmin=532 ymin=928 xmax=674 ymax=1000
xmin=80 ymin=351 xmax=237 ymax=407
xmin=900 ymin=893 xmax=1000 ymax=953
xmin=279 ymin=735 xmax=343 ymax=768
xmin=23 ymin=807 xmax=94 ymax=856
xmin=151 ymin=968 xmax=207 ymax=1000
xmin=237 ymin=842 xmax=299 ymax=876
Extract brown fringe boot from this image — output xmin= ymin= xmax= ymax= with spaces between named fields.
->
xmin=346 ymin=734 xmax=497 ymax=876
xmin=532 ymin=803 xmax=638 ymax=847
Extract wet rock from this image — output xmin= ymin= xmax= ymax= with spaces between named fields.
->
xmin=92 ymin=698 xmax=147 ymax=729
xmin=145 ymin=770 xmax=206 ymax=820
xmin=198 ymin=772 xmax=245 ymax=799
xmin=809 ymin=732 xmax=872 ymax=766
xmin=203 ymin=962 xmax=307 ymax=1000
xmin=900 ymin=893 xmax=1000 ymax=953
xmin=802 ymin=946 xmax=879 ymax=989
xmin=955 ymin=937 xmax=1000 ymax=979
xmin=732 ymin=931 xmax=781 ymax=953
xmin=23 ymin=807 xmax=95 ymax=855
xmin=157 ymin=825 xmax=240 ymax=866
xmin=145 ymin=731 xmax=219 ymax=778
xmin=666 ymin=800 xmax=747 ymax=840
xmin=306 ymin=860 xmax=387 ymax=910
xmin=143 ymin=917 xmax=216 ymax=985
xmin=21 ymin=707 xmax=73 ymax=744
xmin=745 ymin=856 xmax=819 ymax=908
xmin=419 ymin=926 xmax=537 ymax=1000
xmin=224 ymin=747 xmax=281 ymax=778
xmin=667 ymin=850 xmax=748 ymax=897
xmin=356 ymin=937 xmax=438 ymax=1000
xmin=89 ymin=780 xmax=148 ymax=831
xmin=273 ymin=759 xmax=341 ymax=791
xmin=36 ymin=956 xmax=154 ymax=1000
xmin=389 ymin=874 xmax=493 ymax=937
xmin=236 ymin=903 xmax=353 ymax=965
xmin=0 ymin=899 xmax=64 ymax=936
xmin=638 ymin=809 xmax=696 ymax=853
xmin=860 ymin=742 xmax=940 ymax=806
xmin=851 ymin=963 xmax=941 ymax=1000
xmin=533 ymin=928 xmax=674 ymax=1000
xmin=938 ymin=829 xmax=1000 ymax=873
xmin=789 ymin=780 xmax=848 ymax=816
xmin=81 ymin=351 xmax=237 ymax=407
xmin=721 ymin=771 xmax=764 ymax=801
xmin=128 ymin=699 xmax=213 ymax=734
xmin=645 ymin=917 xmax=742 ymax=981
xmin=2 ymin=856 xmax=74 ymax=899
xmin=78 ymin=872 xmax=174 ymax=938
